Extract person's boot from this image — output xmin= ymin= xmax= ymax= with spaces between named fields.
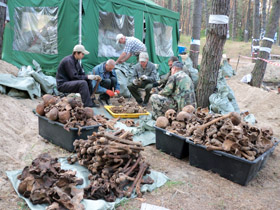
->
xmin=91 ymin=98 xmax=100 ymax=107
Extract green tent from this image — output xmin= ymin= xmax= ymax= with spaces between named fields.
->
xmin=2 ymin=0 xmax=179 ymax=76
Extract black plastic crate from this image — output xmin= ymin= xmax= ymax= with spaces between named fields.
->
xmin=37 ymin=114 xmax=99 ymax=152
xmin=154 ymin=126 xmax=189 ymax=159
xmin=187 ymin=139 xmax=279 ymax=186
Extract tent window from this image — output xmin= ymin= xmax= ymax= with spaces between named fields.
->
xmin=13 ymin=7 xmax=58 ymax=54
xmin=98 ymin=11 xmax=134 ymax=57
xmin=153 ymin=22 xmax=174 ymax=57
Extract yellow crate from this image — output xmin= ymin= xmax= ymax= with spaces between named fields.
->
xmin=104 ymin=105 xmax=150 ymax=118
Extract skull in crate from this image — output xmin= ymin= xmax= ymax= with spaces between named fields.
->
xmin=171 ymin=121 xmax=185 ymax=129
xmin=165 ymin=109 xmax=176 ymax=122
xmin=261 ymin=126 xmax=273 ymax=139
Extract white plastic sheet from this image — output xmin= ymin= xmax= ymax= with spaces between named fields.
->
xmin=98 ymin=11 xmax=134 ymax=57
xmin=259 ymin=47 xmax=271 ymax=53
xmin=190 ymin=39 xmax=200 ymax=45
xmin=13 ymin=7 xmax=58 ymax=54
xmin=209 ymin=15 xmax=229 ymax=24
xmin=262 ymin=37 xmax=274 ymax=43
xmin=153 ymin=22 xmax=174 ymax=57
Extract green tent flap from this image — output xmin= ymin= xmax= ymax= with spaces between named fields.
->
xmin=110 ymin=0 xmax=180 ymax=20
xmin=145 ymin=12 xmax=179 ymax=75
xmin=2 ymin=0 xmax=180 ymax=75
xmin=2 ymin=0 xmax=79 ymax=75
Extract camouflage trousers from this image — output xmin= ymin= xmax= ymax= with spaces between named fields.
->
xmin=150 ymin=94 xmax=177 ymax=119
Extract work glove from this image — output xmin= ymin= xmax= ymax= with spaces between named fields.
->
xmin=140 ymin=75 xmax=148 ymax=80
xmin=114 ymin=90 xmax=120 ymax=96
xmin=88 ymin=75 xmax=102 ymax=81
xmin=133 ymin=79 xmax=141 ymax=86
xmin=106 ymin=90 xmax=115 ymax=97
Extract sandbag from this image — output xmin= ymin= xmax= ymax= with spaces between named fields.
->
xmin=209 ymin=72 xmax=240 ymax=114
xmin=114 ymin=63 xmax=135 ymax=98
xmin=183 ymin=57 xmax=198 ymax=89
xmin=219 ymin=60 xmax=235 ymax=78
xmin=18 ymin=60 xmax=56 ymax=94
xmin=0 ymin=85 xmax=6 ymax=94
xmin=7 ymin=88 xmax=29 ymax=98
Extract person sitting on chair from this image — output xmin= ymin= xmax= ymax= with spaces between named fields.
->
xmin=92 ymin=59 xmax=120 ymax=105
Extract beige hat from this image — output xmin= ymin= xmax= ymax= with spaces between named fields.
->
xmin=139 ymin=52 xmax=149 ymax=62
xmin=73 ymin=44 xmax=90 ymax=55
xmin=116 ymin=33 xmax=124 ymax=44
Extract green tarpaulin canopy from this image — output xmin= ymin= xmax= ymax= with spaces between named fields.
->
xmin=2 ymin=0 xmax=179 ymax=76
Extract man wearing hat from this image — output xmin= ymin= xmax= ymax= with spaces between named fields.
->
xmin=56 ymin=44 xmax=101 ymax=107
xmin=127 ymin=52 xmax=157 ymax=106
xmin=150 ymin=61 xmax=197 ymax=119
xmin=115 ymin=34 xmax=146 ymax=64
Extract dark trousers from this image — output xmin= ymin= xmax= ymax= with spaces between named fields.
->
xmin=57 ymin=80 xmax=93 ymax=107
xmin=127 ymin=81 xmax=153 ymax=104
xmin=99 ymin=77 xmax=117 ymax=100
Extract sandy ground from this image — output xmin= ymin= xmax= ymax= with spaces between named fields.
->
xmin=0 ymin=55 xmax=280 ymax=210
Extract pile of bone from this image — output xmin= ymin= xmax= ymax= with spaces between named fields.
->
xmin=110 ymin=97 xmax=147 ymax=114
xmin=68 ymin=130 xmax=153 ymax=202
xmin=156 ymin=105 xmax=275 ymax=160
xmin=17 ymin=153 xmax=84 ymax=210
xmin=36 ymin=94 xmax=98 ymax=130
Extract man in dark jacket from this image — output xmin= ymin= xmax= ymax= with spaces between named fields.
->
xmin=56 ymin=44 xmax=101 ymax=107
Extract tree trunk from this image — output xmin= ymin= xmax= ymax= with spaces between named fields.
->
xmin=190 ymin=0 xmax=202 ymax=69
xmin=177 ymin=0 xmax=181 ymax=13
xmin=278 ymin=23 xmax=280 ymax=46
xmin=204 ymin=0 xmax=209 ymax=34
xmin=250 ymin=0 xmax=280 ymax=87
xmin=196 ymin=0 xmax=230 ymax=108
xmin=168 ymin=0 xmax=172 ymax=10
xmin=261 ymin=0 xmax=267 ymax=37
xmin=267 ymin=0 xmax=272 ymax=20
xmin=186 ymin=0 xmax=193 ymax=35
xmin=244 ymin=0 xmax=251 ymax=42
xmin=252 ymin=0 xmax=260 ymax=62
xmin=0 ymin=0 xmax=7 ymax=59
xmin=231 ymin=0 xmax=237 ymax=40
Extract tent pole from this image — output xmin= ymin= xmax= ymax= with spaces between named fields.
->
xmin=79 ymin=0 xmax=82 ymax=65
xmin=79 ymin=0 xmax=82 ymax=45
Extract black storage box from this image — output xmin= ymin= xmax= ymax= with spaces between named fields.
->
xmin=37 ymin=114 xmax=99 ymax=152
xmin=187 ymin=139 xmax=279 ymax=186
xmin=155 ymin=126 xmax=189 ymax=159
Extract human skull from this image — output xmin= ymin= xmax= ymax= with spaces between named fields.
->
xmin=171 ymin=121 xmax=185 ymax=129
xmin=182 ymin=105 xmax=195 ymax=114
xmin=165 ymin=109 xmax=176 ymax=122
xmin=176 ymin=111 xmax=191 ymax=122
xmin=261 ymin=127 xmax=273 ymax=138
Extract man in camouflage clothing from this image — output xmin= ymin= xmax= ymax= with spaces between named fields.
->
xmin=153 ymin=56 xmax=179 ymax=90
xmin=150 ymin=61 xmax=196 ymax=119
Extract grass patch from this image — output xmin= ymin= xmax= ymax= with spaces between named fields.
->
xmin=165 ymin=180 xmax=185 ymax=188
xmin=17 ymin=200 xmax=29 ymax=210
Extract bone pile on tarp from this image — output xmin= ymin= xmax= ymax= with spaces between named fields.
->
xmin=110 ymin=96 xmax=147 ymax=114
xmin=17 ymin=153 xmax=85 ymax=210
xmin=156 ymin=105 xmax=276 ymax=161
xmin=36 ymin=94 xmax=117 ymax=133
xmin=68 ymin=130 xmax=153 ymax=202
